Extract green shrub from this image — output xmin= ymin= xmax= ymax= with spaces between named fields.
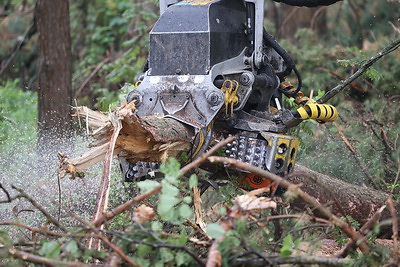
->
xmin=0 ymin=79 xmax=37 ymax=149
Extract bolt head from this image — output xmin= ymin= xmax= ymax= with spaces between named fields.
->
xmin=207 ymin=92 xmax=221 ymax=106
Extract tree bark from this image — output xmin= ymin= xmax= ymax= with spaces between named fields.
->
xmin=288 ymin=165 xmax=399 ymax=237
xmin=36 ymin=0 xmax=72 ymax=147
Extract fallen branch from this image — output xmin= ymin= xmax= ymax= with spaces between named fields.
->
xmin=318 ymin=36 xmax=400 ymax=104
xmin=232 ymin=250 xmax=273 ymax=265
xmin=0 ymin=183 xmax=11 ymax=202
xmin=180 ymin=135 xmax=237 ymax=232
xmin=0 ymin=221 xmax=84 ymax=238
xmin=185 ymin=219 xmax=212 ymax=242
xmin=234 ymin=255 xmax=348 ymax=266
xmin=320 ymin=67 xmax=368 ymax=95
xmin=11 ymin=186 xmax=67 ymax=233
xmin=3 ymin=247 xmax=90 ymax=267
xmin=206 ymin=235 xmax=224 ymax=267
xmin=0 ymin=183 xmax=21 ymax=204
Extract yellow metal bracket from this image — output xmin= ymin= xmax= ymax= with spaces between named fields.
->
xmin=221 ymin=80 xmax=239 ymax=115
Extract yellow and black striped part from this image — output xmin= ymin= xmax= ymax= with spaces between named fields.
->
xmin=296 ymin=100 xmax=338 ymax=122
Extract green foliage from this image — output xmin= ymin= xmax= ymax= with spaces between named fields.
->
xmin=218 ymin=235 xmax=241 ymax=266
xmin=388 ymin=182 xmax=400 ymax=200
xmin=206 ymin=223 xmax=225 ymax=239
xmin=0 ymin=79 xmax=37 ymax=149
xmin=332 ymin=216 xmax=361 ymax=247
xmin=337 ymin=48 xmax=384 ymax=81
xmin=39 ymin=240 xmax=61 ymax=259
xmin=280 ymin=234 xmax=299 ymax=258
xmin=64 ymin=240 xmax=81 ymax=259
xmin=137 ymin=180 xmax=160 ymax=193
xmin=0 ymin=1 xmax=36 ymax=81
xmin=349 ymin=246 xmax=390 ymax=267
xmin=346 ymin=215 xmax=361 ymax=231
xmin=24 ymin=237 xmax=107 ymax=263
xmin=92 ymin=88 xmax=121 ymax=111
xmin=0 ymin=230 xmax=12 ymax=246
xmin=93 ymin=82 xmax=136 ymax=111
xmin=326 ymin=0 xmax=398 ymax=47
xmin=188 ymin=174 xmax=198 ymax=189
xmin=137 ymin=158 xmax=194 ymax=225
xmin=158 ymin=159 xmax=194 ymax=223
xmin=160 ymin=157 xmax=182 ymax=183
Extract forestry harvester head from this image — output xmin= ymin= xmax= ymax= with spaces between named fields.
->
xmin=121 ymin=0 xmax=340 ymax=191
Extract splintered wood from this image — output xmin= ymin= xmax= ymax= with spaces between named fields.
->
xmin=58 ymin=103 xmax=194 ymax=179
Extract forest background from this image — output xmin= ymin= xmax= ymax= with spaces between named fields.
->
xmin=0 ymin=0 xmax=399 ymax=266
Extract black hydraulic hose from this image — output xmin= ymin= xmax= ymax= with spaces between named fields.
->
xmin=272 ymin=0 xmax=342 ymax=7
xmin=263 ymin=30 xmax=302 ymax=96
xmin=263 ymin=30 xmax=295 ymax=75
xmin=291 ymin=67 xmax=302 ymax=95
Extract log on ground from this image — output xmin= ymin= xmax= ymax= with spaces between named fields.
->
xmin=289 ymin=165 xmax=399 ymax=236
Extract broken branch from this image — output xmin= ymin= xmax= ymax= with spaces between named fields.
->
xmin=318 ymin=36 xmax=400 ymax=103
xmin=4 ymin=248 xmax=91 ymax=267
xmin=93 ymin=186 xmax=162 ymax=228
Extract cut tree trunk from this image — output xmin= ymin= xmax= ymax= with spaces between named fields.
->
xmin=58 ymin=104 xmax=194 ymax=178
xmin=59 ymin=105 xmax=399 ymax=236
xmin=288 ymin=165 xmax=399 ymax=237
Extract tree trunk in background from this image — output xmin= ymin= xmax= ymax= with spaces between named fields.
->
xmin=275 ymin=4 xmax=327 ymax=40
xmin=36 ymin=0 xmax=72 ymax=148
xmin=74 ymin=1 xmax=89 ymax=61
